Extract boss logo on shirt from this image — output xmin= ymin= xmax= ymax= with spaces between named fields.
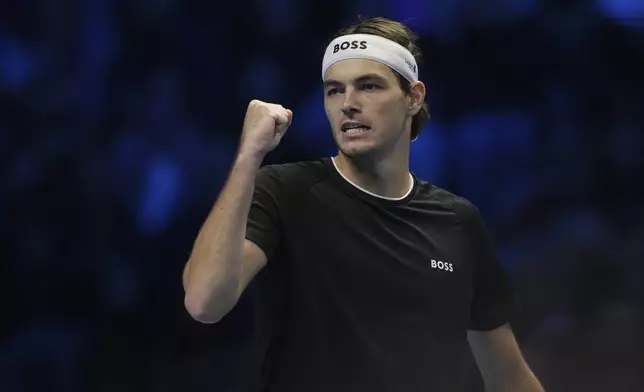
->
xmin=431 ymin=259 xmax=453 ymax=272
xmin=333 ymin=40 xmax=368 ymax=53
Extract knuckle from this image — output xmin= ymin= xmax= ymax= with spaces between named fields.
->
xmin=250 ymin=99 xmax=266 ymax=109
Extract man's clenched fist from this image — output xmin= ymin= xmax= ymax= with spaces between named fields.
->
xmin=239 ymin=100 xmax=293 ymax=159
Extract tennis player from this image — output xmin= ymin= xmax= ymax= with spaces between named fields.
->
xmin=183 ymin=16 xmax=545 ymax=392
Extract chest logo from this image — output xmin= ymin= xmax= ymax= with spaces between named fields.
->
xmin=431 ymin=259 xmax=453 ymax=272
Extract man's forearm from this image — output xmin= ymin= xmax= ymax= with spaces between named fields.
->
xmin=183 ymin=152 xmax=263 ymax=322
xmin=485 ymin=364 xmax=545 ymax=392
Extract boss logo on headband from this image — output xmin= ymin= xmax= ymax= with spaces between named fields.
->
xmin=333 ymin=40 xmax=367 ymax=53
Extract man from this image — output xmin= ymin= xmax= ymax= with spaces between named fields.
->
xmin=183 ymin=17 xmax=545 ymax=392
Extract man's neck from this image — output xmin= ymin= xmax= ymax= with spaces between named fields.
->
xmin=332 ymin=152 xmax=413 ymax=199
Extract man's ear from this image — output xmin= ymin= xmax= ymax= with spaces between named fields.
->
xmin=408 ymin=81 xmax=426 ymax=116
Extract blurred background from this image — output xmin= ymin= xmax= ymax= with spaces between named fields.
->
xmin=2 ymin=0 xmax=644 ymax=391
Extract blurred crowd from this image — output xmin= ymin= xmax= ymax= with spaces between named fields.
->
xmin=2 ymin=1 xmax=643 ymax=391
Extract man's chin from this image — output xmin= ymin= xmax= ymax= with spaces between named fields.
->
xmin=338 ymin=143 xmax=380 ymax=160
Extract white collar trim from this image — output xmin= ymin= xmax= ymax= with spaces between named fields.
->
xmin=331 ymin=157 xmax=414 ymax=201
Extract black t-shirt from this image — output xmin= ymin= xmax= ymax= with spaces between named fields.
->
xmin=245 ymin=157 xmax=518 ymax=392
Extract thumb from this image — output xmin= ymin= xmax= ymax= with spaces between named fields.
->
xmin=285 ymin=109 xmax=294 ymax=129
xmin=274 ymin=110 xmax=290 ymax=126
xmin=275 ymin=109 xmax=293 ymax=133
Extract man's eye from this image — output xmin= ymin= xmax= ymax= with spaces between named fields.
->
xmin=326 ymin=88 xmax=338 ymax=96
xmin=362 ymin=83 xmax=379 ymax=91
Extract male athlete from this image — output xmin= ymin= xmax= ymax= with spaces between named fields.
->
xmin=183 ymin=17 xmax=545 ymax=392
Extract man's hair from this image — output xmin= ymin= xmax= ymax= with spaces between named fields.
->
xmin=333 ymin=17 xmax=430 ymax=141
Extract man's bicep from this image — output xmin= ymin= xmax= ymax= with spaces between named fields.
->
xmin=237 ymin=239 xmax=268 ymax=297
xmin=246 ymin=165 xmax=283 ymax=261
xmin=457 ymin=201 xmax=519 ymax=330
xmin=467 ymin=323 xmax=530 ymax=382
xmin=468 ymin=323 xmax=519 ymax=368
xmin=236 ymin=166 xmax=282 ymax=297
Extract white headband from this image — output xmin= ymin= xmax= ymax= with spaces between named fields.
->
xmin=322 ymin=34 xmax=418 ymax=83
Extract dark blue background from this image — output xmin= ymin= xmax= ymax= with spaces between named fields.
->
xmin=2 ymin=1 xmax=644 ymax=391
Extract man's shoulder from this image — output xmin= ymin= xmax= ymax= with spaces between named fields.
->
xmin=415 ymin=180 xmax=480 ymax=218
xmin=257 ymin=158 xmax=329 ymax=190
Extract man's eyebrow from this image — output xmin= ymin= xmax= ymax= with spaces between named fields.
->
xmin=323 ymin=79 xmax=340 ymax=88
xmin=323 ymin=73 xmax=388 ymax=88
xmin=354 ymin=73 xmax=388 ymax=83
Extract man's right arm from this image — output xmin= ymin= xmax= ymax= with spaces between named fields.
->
xmin=183 ymin=153 xmax=268 ymax=323
xmin=183 ymin=99 xmax=292 ymax=324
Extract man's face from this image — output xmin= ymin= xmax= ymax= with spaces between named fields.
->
xmin=323 ymin=59 xmax=411 ymax=159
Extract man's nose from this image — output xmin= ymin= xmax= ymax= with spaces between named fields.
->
xmin=341 ymin=88 xmax=360 ymax=116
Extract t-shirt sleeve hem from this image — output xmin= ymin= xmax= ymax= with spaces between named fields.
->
xmin=245 ymin=231 xmax=273 ymax=261
xmin=467 ymin=295 xmax=521 ymax=331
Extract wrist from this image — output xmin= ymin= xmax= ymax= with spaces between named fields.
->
xmin=234 ymin=150 xmax=265 ymax=171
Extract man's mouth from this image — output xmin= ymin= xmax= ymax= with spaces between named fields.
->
xmin=341 ymin=122 xmax=371 ymax=135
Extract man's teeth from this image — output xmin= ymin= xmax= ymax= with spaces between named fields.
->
xmin=346 ymin=128 xmax=366 ymax=134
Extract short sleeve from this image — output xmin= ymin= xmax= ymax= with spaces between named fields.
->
xmin=246 ymin=166 xmax=283 ymax=261
xmin=457 ymin=201 xmax=520 ymax=331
